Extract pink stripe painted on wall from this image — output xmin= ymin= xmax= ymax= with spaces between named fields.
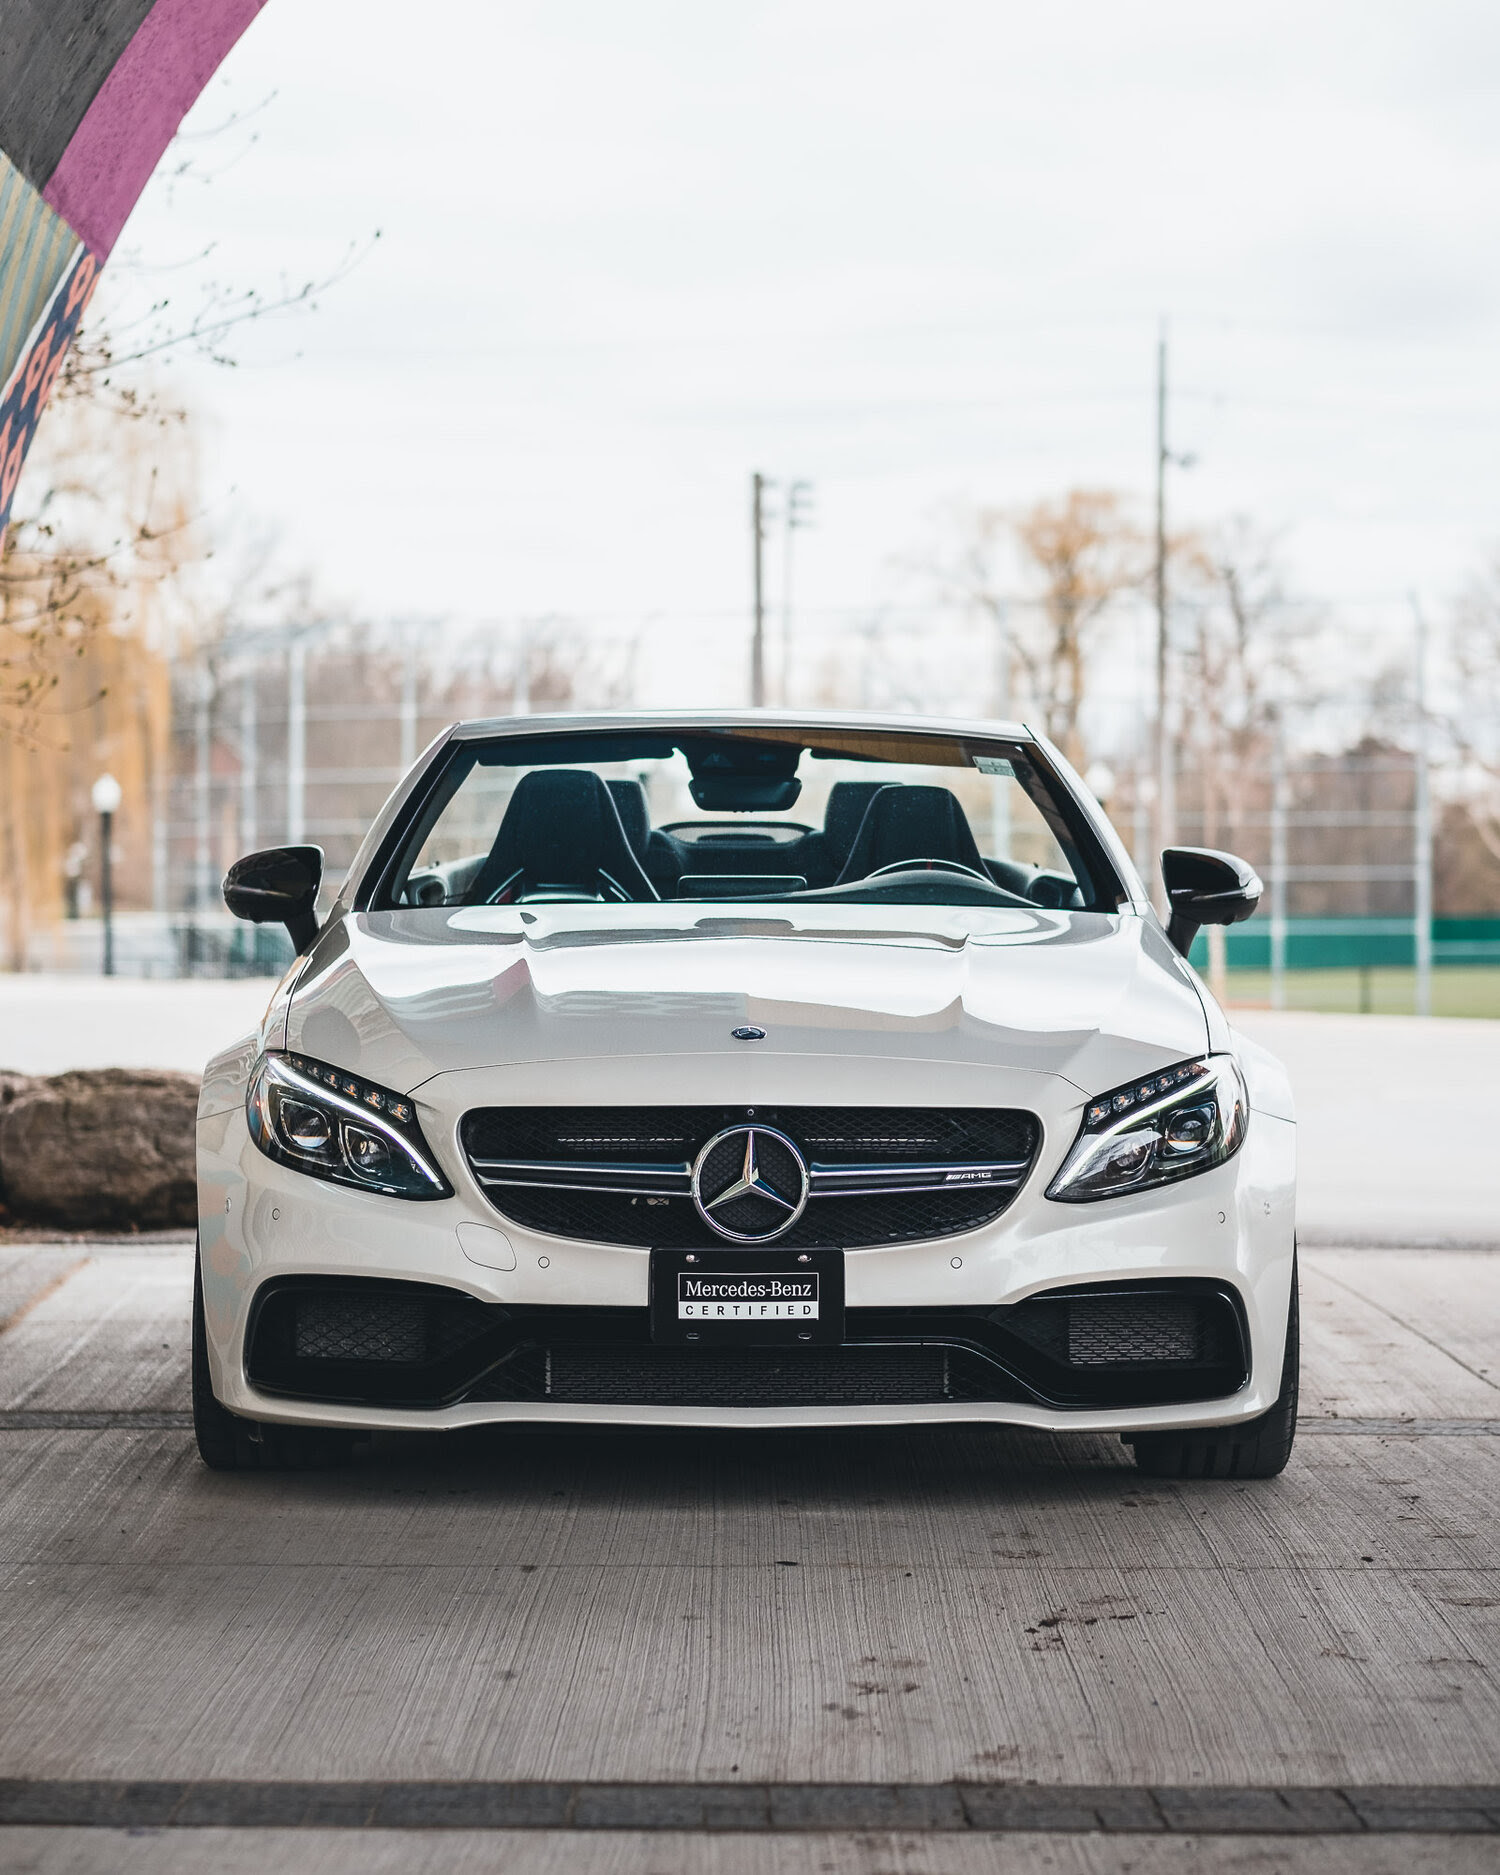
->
xmin=43 ymin=0 xmax=267 ymax=257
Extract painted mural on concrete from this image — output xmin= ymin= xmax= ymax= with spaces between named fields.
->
xmin=0 ymin=0 xmax=267 ymax=536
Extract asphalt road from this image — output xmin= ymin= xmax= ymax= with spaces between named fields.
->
xmin=0 ymin=1238 xmax=1496 ymax=1872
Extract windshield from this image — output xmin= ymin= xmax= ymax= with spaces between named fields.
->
xmin=375 ymin=725 xmax=1123 ymax=912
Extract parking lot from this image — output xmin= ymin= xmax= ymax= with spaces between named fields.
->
xmin=0 ymin=999 xmax=1496 ymax=1871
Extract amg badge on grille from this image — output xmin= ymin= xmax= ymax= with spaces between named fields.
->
xmin=691 ymin=1125 xmax=810 ymax=1242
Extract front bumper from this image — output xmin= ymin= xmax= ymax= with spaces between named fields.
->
xmin=196 ymin=1064 xmax=1296 ymax=1436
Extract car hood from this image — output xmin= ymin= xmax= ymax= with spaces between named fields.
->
xmin=281 ymin=902 xmax=1210 ymax=1098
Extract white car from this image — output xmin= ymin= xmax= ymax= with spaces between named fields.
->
xmin=194 ymin=711 xmax=1297 ymax=1478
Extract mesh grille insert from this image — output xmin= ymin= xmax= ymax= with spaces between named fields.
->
xmin=1066 ymin=1295 xmax=1200 ymax=1365
xmin=292 ymin=1293 xmax=426 ymax=1364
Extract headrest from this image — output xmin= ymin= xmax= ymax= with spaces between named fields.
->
xmin=496 ymin=770 xmax=602 ymax=876
xmin=836 ymin=784 xmax=985 ymax=883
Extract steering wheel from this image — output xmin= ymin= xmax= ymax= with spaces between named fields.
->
xmin=866 ymin=859 xmax=995 ymax=885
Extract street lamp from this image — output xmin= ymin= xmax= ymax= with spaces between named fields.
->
xmin=91 ymin=773 xmax=122 ymax=977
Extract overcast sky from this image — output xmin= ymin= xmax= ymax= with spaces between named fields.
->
xmin=103 ymin=0 xmax=1500 ymax=700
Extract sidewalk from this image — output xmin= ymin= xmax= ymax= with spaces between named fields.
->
xmin=0 ymin=975 xmax=277 ymax=1076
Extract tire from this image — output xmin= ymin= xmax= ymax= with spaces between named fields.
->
xmin=192 ymin=1250 xmax=244 ymax=1470
xmin=1128 ymin=1259 xmax=1299 ymax=1480
xmin=192 ymin=1250 xmax=354 ymax=1472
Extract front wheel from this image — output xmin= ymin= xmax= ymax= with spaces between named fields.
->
xmin=192 ymin=1252 xmax=245 ymax=1470
xmin=1127 ymin=1259 xmax=1299 ymax=1480
xmin=192 ymin=1251 xmax=353 ymax=1471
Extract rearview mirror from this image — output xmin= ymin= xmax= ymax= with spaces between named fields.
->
xmin=223 ymin=845 xmax=324 ymax=955
xmin=1161 ymin=846 xmax=1262 ymax=958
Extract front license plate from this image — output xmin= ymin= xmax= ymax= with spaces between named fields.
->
xmin=650 ymin=1248 xmax=845 ymax=1345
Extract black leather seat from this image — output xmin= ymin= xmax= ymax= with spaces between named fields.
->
xmin=606 ymin=779 xmax=651 ymax=861
xmin=834 ymin=785 xmax=986 ymax=884
xmin=467 ymin=770 xmax=658 ymax=903
xmin=797 ymin=781 xmax=886 ymax=885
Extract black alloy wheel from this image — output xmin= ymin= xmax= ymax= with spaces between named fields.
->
xmin=1126 ymin=1256 xmax=1299 ymax=1480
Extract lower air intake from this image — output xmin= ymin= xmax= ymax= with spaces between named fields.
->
xmin=248 ymin=1279 xmax=504 ymax=1406
xmin=1065 ymin=1295 xmax=1201 ymax=1365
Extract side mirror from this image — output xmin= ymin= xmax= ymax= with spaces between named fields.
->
xmin=1161 ymin=846 xmax=1262 ymax=958
xmin=223 ymin=845 xmax=324 ymax=955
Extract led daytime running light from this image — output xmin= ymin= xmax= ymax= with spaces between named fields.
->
xmin=1084 ymin=1059 xmax=1209 ymax=1130
xmin=247 ymin=1051 xmax=450 ymax=1199
xmin=283 ymin=1052 xmax=415 ymax=1126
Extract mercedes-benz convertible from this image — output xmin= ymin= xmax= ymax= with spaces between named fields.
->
xmin=194 ymin=711 xmax=1297 ymax=1477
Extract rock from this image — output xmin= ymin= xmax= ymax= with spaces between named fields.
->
xmin=0 ymin=1071 xmax=36 ymax=1219
xmin=0 ymin=1069 xmax=200 ymax=1230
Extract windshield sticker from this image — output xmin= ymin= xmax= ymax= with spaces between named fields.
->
xmin=973 ymin=756 xmax=1015 ymax=777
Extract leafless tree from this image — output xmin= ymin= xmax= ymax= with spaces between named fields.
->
xmin=939 ymin=490 xmax=1144 ymax=765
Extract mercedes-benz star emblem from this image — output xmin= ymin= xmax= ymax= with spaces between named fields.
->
xmin=691 ymin=1125 xmax=810 ymax=1242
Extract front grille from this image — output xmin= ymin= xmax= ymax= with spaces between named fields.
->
xmin=546 ymin=1345 xmax=949 ymax=1406
xmin=460 ymin=1105 xmax=1039 ymax=1248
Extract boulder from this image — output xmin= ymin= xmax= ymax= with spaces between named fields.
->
xmin=0 ymin=1069 xmax=200 ymax=1230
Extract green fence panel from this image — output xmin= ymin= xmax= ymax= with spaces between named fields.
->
xmin=1187 ymin=917 xmax=1500 ymax=972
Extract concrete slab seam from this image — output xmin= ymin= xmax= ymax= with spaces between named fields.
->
xmin=0 ymin=1783 xmax=1496 ymax=1834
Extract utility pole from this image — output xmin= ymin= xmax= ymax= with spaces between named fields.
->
xmin=1153 ymin=321 xmax=1173 ymax=899
xmin=1411 ymin=594 xmax=1433 ymax=1018
xmin=780 ymin=480 xmax=814 ymax=705
xmin=751 ymin=472 xmax=774 ymax=707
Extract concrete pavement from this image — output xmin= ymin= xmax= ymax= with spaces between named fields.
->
xmin=1234 ymin=1010 xmax=1499 ymax=1246
xmin=0 ymin=1238 xmax=1495 ymax=1870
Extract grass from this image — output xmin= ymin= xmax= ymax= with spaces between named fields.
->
xmin=1219 ymin=967 xmax=1500 ymax=1019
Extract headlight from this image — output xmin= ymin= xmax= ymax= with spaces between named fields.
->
xmin=1046 ymin=1055 xmax=1248 ymax=1203
xmin=246 ymin=1051 xmax=451 ymax=1200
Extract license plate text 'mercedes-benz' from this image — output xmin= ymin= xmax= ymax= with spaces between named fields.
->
xmin=678 ymin=1273 xmax=818 ymax=1321
xmin=649 ymin=1247 xmax=845 ymax=1345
